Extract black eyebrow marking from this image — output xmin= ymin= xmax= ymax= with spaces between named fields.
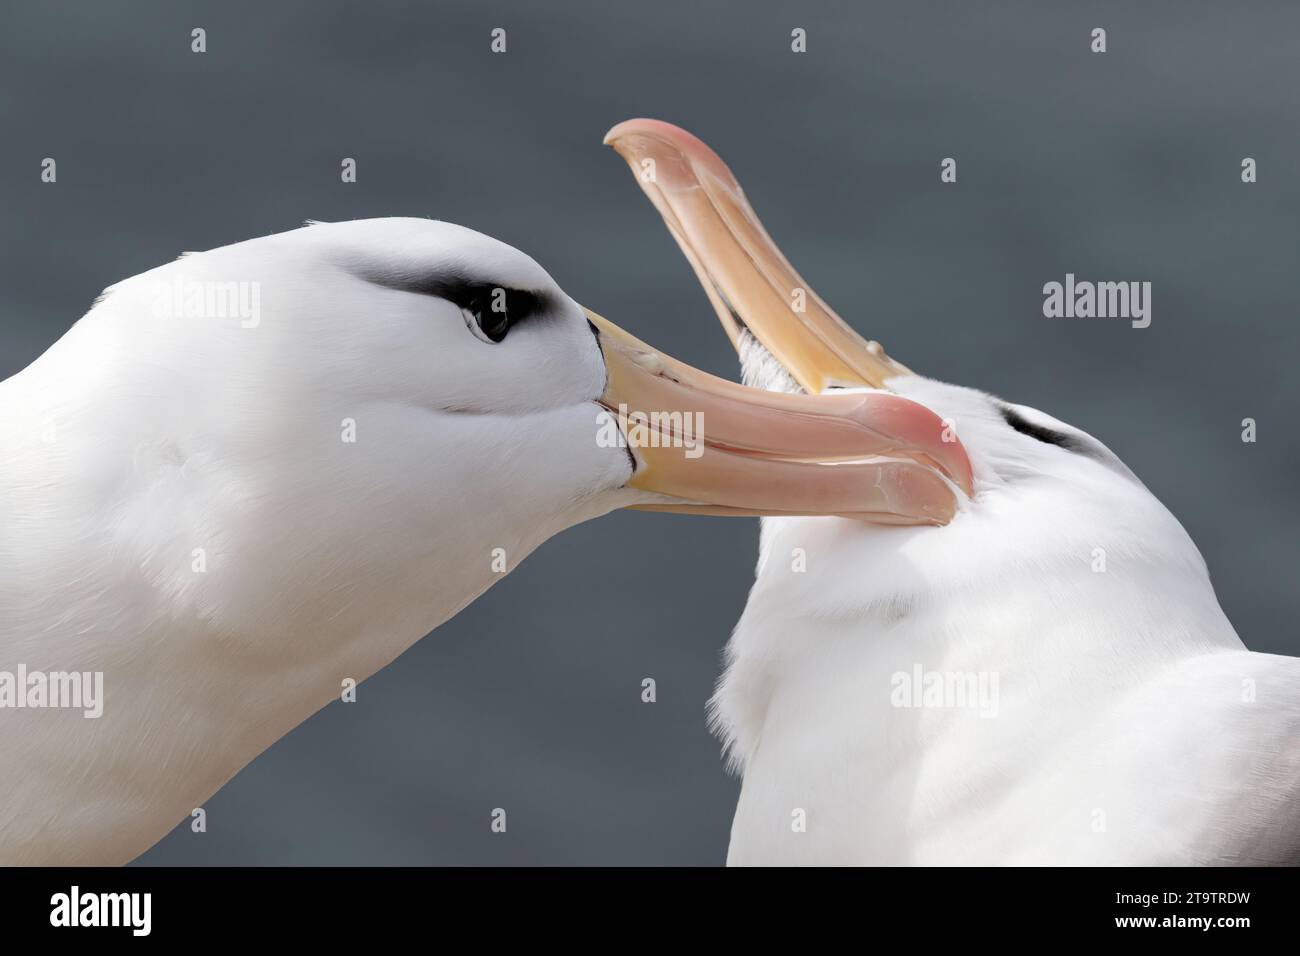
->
xmin=1000 ymin=405 xmax=1083 ymax=452
xmin=356 ymin=268 xmax=550 ymax=321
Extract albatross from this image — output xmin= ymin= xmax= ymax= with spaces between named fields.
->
xmin=606 ymin=118 xmax=1300 ymax=865
xmin=0 ymin=216 xmax=971 ymax=865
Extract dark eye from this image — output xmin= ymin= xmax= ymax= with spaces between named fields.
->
xmin=351 ymin=268 xmax=549 ymax=343
xmin=465 ymin=288 xmax=513 ymax=344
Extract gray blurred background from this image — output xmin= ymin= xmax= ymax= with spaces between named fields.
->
xmin=1 ymin=1 xmax=1296 ymax=865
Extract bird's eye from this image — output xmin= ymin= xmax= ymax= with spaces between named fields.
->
xmin=465 ymin=287 xmax=513 ymax=344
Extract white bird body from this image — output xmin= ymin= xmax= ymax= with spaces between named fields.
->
xmin=718 ymin=373 xmax=1300 ymax=865
xmin=603 ymin=118 xmax=1300 ymax=867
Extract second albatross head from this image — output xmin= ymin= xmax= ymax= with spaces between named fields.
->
xmin=603 ymin=119 xmax=1208 ymax=629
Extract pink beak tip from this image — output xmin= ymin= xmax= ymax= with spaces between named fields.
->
xmin=603 ymin=118 xmax=734 ymax=181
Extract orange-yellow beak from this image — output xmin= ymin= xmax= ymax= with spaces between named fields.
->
xmin=599 ymin=118 xmax=973 ymax=522
xmin=590 ymin=309 xmax=967 ymax=523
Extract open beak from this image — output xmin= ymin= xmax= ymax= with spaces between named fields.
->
xmin=601 ymin=117 xmax=973 ymax=519
xmin=588 ymin=309 xmax=968 ymax=525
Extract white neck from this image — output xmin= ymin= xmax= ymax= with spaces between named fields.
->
xmin=0 ymin=325 xmax=619 ymax=864
xmin=714 ymin=510 xmax=1251 ymax=865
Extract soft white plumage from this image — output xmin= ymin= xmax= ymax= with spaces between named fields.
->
xmin=604 ymin=117 xmax=1300 ymax=867
xmin=0 ymin=218 xmax=649 ymax=864
xmin=719 ymin=341 xmax=1300 ymax=865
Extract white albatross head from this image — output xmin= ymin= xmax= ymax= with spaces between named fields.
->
xmin=5 ymin=216 xmax=974 ymax=670
xmin=604 ymin=118 xmax=1215 ymax=644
